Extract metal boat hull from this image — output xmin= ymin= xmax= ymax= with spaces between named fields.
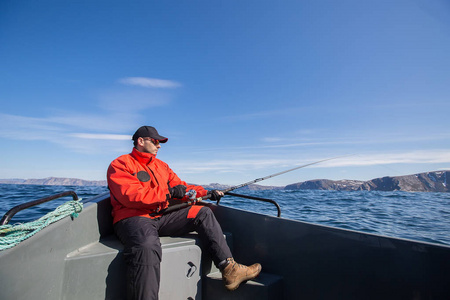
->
xmin=1 ymin=192 xmax=449 ymax=299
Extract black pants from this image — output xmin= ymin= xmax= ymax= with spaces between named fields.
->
xmin=114 ymin=205 xmax=232 ymax=300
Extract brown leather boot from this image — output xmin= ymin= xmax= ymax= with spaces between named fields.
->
xmin=221 ymin=258 xmax=262 ymax=291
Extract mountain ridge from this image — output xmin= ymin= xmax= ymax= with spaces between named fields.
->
xmin=0 ymin=177 xmax=107 ymax=186
xmin=284 ymin=170 xmax=449 ymax=192
xmin=0 ymin=170 xmax=448 ymax=192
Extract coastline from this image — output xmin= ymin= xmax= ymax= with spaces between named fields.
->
xmin=0 ymin=170 xmax=448 ymax=192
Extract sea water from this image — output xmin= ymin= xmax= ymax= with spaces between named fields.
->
xmin=0 ymin=184 xmax=449 ymax=246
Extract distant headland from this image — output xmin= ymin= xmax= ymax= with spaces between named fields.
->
xmin=0 ymin=170 xmax=448 ymax=192
xmin=0 ymin=177 xmax=107 ymax=186
xmin=284 ymin=170 xmax=449 ymax=193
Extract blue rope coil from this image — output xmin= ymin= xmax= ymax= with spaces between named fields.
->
xmin=0 ymin=200 xmax=83 ymax=251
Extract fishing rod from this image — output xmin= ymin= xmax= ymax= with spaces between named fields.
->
xmin=220 ymin=156 xmax=344 ymax=194
xmin=162 ymin=155 xmax=346 ymax=214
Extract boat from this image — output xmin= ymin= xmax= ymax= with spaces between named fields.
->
xmin=1 ymin=190 xmax=449 ymax=299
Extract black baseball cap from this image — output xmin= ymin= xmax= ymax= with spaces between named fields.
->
xmin=132 ymin=126 xmax=168 ymax=143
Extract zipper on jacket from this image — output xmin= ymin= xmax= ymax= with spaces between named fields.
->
xmin=147 ymin=166 xmax=160 ymax=186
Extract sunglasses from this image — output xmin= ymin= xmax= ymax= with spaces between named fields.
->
xmin=142 ymin=138 xmax=160 ymax=146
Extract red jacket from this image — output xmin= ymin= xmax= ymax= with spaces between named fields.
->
xmin=107 ymin=147 xmax=208 ymax=224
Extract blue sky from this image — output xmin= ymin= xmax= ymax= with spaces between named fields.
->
xmin=1 ymin=0 xmax=450 ymax=186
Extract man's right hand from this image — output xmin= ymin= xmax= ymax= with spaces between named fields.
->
xmin=169 ymin=185 xmax=187 ymax=199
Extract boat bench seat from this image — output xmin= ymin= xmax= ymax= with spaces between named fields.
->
xmin=63 ymin=231 xmax=282 ymax=300
xmin=64 ymin=233 xmax=207 ymax=300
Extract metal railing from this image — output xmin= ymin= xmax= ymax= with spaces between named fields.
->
xmin=223 ymin=192 xmax=281 ymax=217
xmin=0 ymin=191 xmax=79 ymax=225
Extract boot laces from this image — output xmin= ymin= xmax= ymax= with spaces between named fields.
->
xmin=228 ymin=258 xmax=245 ymax=270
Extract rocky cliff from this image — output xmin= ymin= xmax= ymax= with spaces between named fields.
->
xmin=284 ymin=179 xmax=364 ymax=191
xmin=358 ymin=171 xmax=449 ymax=192
xmin=285 ymin=171 xmax=449 ymax=192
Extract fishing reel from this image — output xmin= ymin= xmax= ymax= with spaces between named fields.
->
xmin=185 ymin=189 xmax=198 ymax=203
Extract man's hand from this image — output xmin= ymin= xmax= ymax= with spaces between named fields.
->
xmin=209 ymin=190 xmax=224 ymax=201
xmin=169 ymin=185 xmax=187 ymax=199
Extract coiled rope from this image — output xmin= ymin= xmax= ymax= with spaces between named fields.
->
xmin=0 ymin=200 xmax=83 ymax=251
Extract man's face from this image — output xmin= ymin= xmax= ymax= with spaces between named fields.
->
xmin=138 ymin=137 xmax=161 ymax=155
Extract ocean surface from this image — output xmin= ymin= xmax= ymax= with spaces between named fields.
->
xmin=1 ymin=184 xmax=449 ymax=246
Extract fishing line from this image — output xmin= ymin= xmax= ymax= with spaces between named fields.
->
xmin=162 ymin=155 xmax=350 ymax=214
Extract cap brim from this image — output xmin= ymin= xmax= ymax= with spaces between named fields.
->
xmin=155 ymin=136 xmax=168 ymax=143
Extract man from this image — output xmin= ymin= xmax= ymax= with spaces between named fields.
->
xmin=107 ymin=125 xmax=261 ymax=300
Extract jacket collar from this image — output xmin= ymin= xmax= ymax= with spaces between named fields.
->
xmin=131 ymin=147 xmax=155 ymax=165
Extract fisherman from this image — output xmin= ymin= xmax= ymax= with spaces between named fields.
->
xmin=107 ymin=126 xmax=261 ymax=300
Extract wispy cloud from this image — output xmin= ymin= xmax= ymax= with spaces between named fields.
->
xmin=0 ymin=113 xmax=63 ymax=141
xmin=70 ymin=133 xmax=131 ymax=140
xmin=171 ymin=150 xmax=450 ymax=175
xmin=0 ymin=112 xmax=134 ymax=154
xmin=257 ymin=131 xmax=450 ymax=150
xmin=0 ymin=77 xmax=182 ymax=154
xmin=219 ymin=107 xmax=306 ymax=121
xmin=261 ymin=137 xmax=284 ymax=143
xmin=326 ymin=150 xmax=450 ymax=167
xmin=118 ymin=77 xmax=182 ymax=89
xmin=96 ymin=89 xmax=172 ymax=113
xmin=172 ymin=158 xmax=292 ymax=174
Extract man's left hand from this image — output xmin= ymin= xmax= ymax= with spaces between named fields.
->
xmin=209 ymin=190 xmax=224 ymax=201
